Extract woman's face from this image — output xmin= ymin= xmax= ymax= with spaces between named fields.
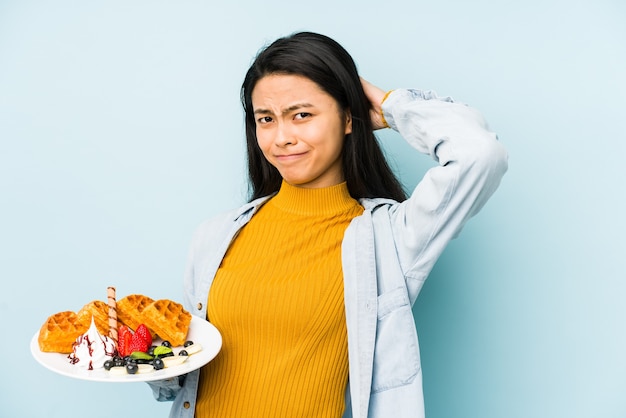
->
xmin=251 ymin=73 xmax=352 ymax=189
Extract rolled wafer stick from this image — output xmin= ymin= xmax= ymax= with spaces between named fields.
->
xmin=107 ymin=286 xmax=118 ymax=344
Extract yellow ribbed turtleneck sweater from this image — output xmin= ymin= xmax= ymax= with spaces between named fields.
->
xmin=195 ymin=181 xmax=364 ymax=418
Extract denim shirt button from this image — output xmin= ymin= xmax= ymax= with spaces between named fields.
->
xmin=183 ymin=401 xmax=191 ymax=409
xmin=196 ymin=302 xmax=203 ymax=310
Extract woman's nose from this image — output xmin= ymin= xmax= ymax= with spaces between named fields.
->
xmin=274 ymin=124 xmax=295 ymax=146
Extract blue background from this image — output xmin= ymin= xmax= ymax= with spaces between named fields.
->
xmin=1 ymin=1 xmax=625 ymax=417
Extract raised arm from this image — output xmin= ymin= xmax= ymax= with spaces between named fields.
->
xmin=371 ymin=85 xmax=508 ymax=298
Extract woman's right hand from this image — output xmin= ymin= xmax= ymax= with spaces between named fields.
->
xmin=360 ymin=78 xmax=389 ymax=130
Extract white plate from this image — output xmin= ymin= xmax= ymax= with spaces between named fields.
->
xmin=31 ymin=316 xmax=222 ymax=382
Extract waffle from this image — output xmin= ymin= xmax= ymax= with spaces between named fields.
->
xmin=75 ymin=300 xmax=110 ymax=336
xmin=38 ymin=311 xmax=87 ymax=353
xmin=141 ymin=299 xmax=191 ymax=346
xmin=37 ymin=293 xmax=191 ymax=354
xmin=117 ymin=294 xmax=155 ymax=336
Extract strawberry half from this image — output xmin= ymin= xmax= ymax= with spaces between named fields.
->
xmin=135 ymin=324 xmax=153 ymax=348
xmin=118 ymin=325 xmax=132 ymax=357
xmin=129 ymin=331 xmax=149 ymax=354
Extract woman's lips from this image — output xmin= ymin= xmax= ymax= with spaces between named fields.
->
xmin=275 ymin=151 xmax=307 ymax=161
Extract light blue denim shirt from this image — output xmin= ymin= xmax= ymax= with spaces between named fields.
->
xmin=148 ymin=89 xmax=508 ymax=418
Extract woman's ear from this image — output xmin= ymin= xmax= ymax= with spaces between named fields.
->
xmin=344 ymin=109 xmax=352 ymax=135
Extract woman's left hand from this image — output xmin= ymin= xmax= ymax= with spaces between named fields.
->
xmin=360 ymin=78 xmax=388 ymax=130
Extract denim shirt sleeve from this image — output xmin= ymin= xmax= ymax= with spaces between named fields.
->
xmin=382 ymin=89 xmax=508 ymax=300
xmin=147 ymin=377 xmax=183 ymax=401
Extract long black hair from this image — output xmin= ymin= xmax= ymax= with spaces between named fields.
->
xmin=241 ymin=32 xmax=407 ymax=202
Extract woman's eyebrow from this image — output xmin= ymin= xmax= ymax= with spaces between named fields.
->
xmin=254 ymin=103 xmax=314 ymax=116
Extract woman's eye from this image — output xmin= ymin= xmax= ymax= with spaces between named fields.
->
xmin=294 ymin=112 xmax=311 ymax=120
xmin=257 ymin=116 xmax=273 ymax=124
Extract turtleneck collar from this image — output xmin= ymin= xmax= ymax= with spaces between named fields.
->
xmin=269 ymin=181 xmax=360 ymax=216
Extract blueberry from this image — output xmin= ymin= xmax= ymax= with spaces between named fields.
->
xmin=161 ymin=341 xmax=172 ymax=348
xmin=179 ymin=350 xmax=188 ymax=356
xmin=183 ymin=341 xmax=194 ymax=348
xmin=126 ymin=363 xmax=138 ymax=374
xmin=153 ymin=358 xmax=164 ymax=370
xmin=103 ymin=360 xmax=113 ymax=370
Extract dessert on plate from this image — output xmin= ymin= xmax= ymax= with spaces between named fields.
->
xmin=37 ymin=289 xmax=194 ymax=360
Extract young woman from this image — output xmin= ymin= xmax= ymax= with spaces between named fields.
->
xmin=149 ymin=31 xmax=508 ymax=418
